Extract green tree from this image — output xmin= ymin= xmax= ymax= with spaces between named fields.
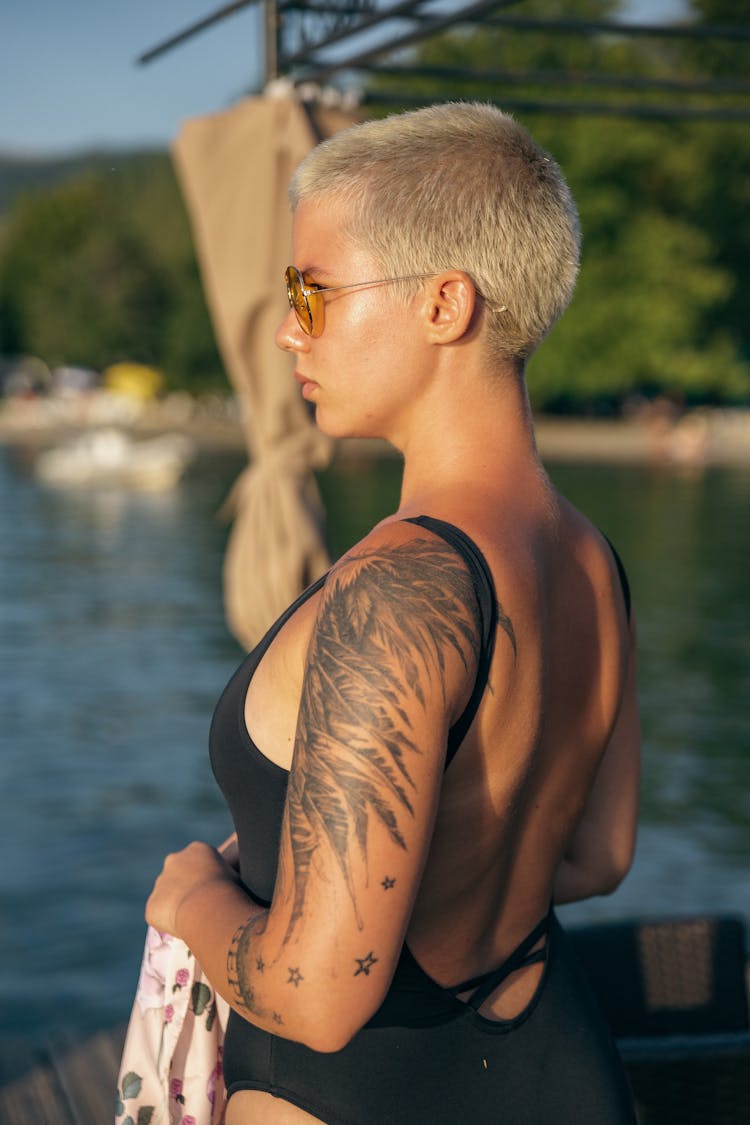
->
xmin=676 ymin=0 xmax=750 ymax=369
xmin=528 ymin=114 xmax=748 ymax=409
xmin=366 ymin=0 xmax=750 ymax=409
xmin=114 ymin=156 xmax=227 ymax=391
xmin=0 ymin=156 xmax=226 ymax=392
xmin=0 ymin=175 xmax=169 ymax=370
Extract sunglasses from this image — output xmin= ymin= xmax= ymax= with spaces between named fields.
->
xmin=285 ymin=265 xmax=436 ymax=338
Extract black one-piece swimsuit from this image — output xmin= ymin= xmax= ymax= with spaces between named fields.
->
xmin=209 ymin=516 xmax=636 ymax=1124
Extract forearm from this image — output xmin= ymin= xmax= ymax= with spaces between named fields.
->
xmin=147 ymin=839 xmax=390 ymax=1051
xmin=556 ymin=624 xmax=641 ymax=907
xmin=553 ymin=853 xmax=625 ymax=904
xmin=176 ymin=878 xmax=342 ymax=1050
xmin=175 ymin=878 xmax=267 ymax=1020
xmin=553 ymin=798 xmax=638 ymax=904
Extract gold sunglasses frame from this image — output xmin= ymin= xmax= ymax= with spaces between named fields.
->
xmin=285 ymin=265 xmax=436 ymax=338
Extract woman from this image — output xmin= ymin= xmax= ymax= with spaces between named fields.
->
xmin=146 ymin=102 xmax=640 ymax=1123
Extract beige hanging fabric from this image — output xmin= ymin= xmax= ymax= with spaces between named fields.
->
xmin=172 ymin=94 xmax=355 ymax=649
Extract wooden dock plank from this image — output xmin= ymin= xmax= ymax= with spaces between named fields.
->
xmin=0 ymin=1057 xmax=77 ymax=1125
xmin=51 ymin=1027 xmax=126 ymax=1125
xmin=0 ymin=1025 xmax=125 ymax=1125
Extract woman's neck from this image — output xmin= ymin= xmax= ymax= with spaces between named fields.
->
xmin=396 ymin=372 xmax=542 ymax=511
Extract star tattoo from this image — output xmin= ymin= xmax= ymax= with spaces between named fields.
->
xmin=256 ymin=957 xmax=265 ymax=972
xmin=381 ymin=876 xmax=396 ymax=890
xmin=272 ymin=1011 xmax=284 ymax=1024
xmin=287 ymin=966 xmax=304 ymax=987
xmin=354 ymin=951 xmax=379 ymax=977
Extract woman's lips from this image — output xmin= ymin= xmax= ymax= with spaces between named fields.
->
xmin=295 ymin=372 xmax=318 ymax=399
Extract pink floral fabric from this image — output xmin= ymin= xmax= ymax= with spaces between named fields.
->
xmin=116 ymin=926 xmax=229 ymax=1125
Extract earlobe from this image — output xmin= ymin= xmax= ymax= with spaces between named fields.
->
xmin=423 ymin=272 xmax=477 ymax=345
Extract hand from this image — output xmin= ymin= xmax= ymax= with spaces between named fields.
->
xmin=218 ymin=832 xmax=240 ymax=871
xmin=145 ymin=840 xmax=239 ymax=938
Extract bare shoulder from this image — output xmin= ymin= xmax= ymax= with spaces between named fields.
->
xmin=304 ymin=517 xmax=488 ymax=752
xmin=336 ymin=514 xmax=479 ymax=582
xmin=316 ymin=517 xmax=485 ymax=719
xmin=553 ymin=494 xmax=630 ymax=612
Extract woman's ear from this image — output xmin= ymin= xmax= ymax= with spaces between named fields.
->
xmin=420 ymin=271 xmax=477 ymax=345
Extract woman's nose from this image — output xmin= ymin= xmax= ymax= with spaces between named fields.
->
xmin=275 ymin=307 xmax=310 ymax=353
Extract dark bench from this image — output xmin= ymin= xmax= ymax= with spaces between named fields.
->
xmin=569 ymin=914 xmax=750 ymax=1124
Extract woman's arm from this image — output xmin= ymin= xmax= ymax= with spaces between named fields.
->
xmin=146 ymin=526 xmax=482 ymax=1052
xmin=554 ymin=612 xmax=641 ymax=905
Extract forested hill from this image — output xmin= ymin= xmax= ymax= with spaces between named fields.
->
xmin=0 ymin=148 xmax=167 ymax=216
xmin=0 ymin=148 xmax=227 ymax=393
xmin=1 ymin=0 xmax=748 ymax=407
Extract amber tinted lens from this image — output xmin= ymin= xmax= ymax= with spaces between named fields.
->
xmin=285 ymin=266 xmax=313 ymax=335
xmin=303 ymin=279 xmax=324 ymax=337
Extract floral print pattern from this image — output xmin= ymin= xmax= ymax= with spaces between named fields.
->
xmin=116 ymin=926 xmax=229 ymax=1125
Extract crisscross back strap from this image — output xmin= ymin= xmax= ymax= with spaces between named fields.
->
xmin=449 ymin=911 xmax=551 ymax=1011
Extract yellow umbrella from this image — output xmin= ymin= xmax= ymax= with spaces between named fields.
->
xmin=103 ymin=362 xmax=164 ymax=401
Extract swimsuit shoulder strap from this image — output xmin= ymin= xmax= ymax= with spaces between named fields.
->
xmin=248 ymin=572 xmax=328 ymax=665
xmin=601 ymin=531 xmax=631 ymax=619
xmin=403 ymin=515 xmax=498 ymax=770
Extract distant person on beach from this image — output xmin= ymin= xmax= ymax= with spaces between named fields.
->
xmin=145 ymin=101 xmax=640 ymax=1123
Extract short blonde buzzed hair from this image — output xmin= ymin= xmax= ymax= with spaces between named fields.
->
xmin=290 ymin=101 xmax=581 ymax=364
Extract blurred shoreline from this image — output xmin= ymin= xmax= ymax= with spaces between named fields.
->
xmin=1 ymin=390 xmax=749 ymax=467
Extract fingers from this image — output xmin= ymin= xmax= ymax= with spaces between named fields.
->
xmin=218 ymin=832 xmax=240 ymax=870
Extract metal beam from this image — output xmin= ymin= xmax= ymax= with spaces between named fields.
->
xmin=362 ymin=90 xmax=750 ymax=122
xmin=279 ymin=1 xmax=376 ymax=11
xmin=264 ymin=0 xmax=280 ymax=81
xmin=137 ymin=3 xmax=750 ymax=73
xmin=370 ymin=11 xmax=750 ymax=42
xmin=478 ymin=14 xmax=750 ymax=41
xmin=286 ymin=0 xmax=520 ymax=81
xmin=367 ymin=63 xmax=750 ymax=97
xmin=137 ymin=0 xmax=260 ymax=65
xmin=279 ymin=0 xmax=434 ymax=69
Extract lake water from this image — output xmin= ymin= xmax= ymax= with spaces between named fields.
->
xmin=0 ymin=442 xmax=748 ymax=1045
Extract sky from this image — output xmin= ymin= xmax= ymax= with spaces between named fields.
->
xmin=2 ymin=0 xmax=690 ymax=157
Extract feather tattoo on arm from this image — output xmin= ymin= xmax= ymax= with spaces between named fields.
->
xmin=277 ymin=536 xmax=486 ymax=947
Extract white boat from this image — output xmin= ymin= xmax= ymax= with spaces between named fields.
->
xmin=33 ymin=428 xmax=195 ymax=491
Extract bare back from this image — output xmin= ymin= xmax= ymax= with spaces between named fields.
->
xmin=405 ymin=486 xmax=635 ymax=997
xmin=227 ymin=478 xmax=638 ymax=1124
xmin=245 ymin=471 xmax=636 ymax=1003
